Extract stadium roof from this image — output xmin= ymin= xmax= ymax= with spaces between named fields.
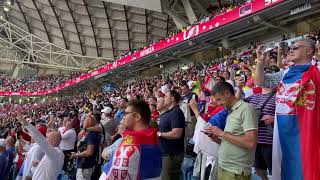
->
xmin=4 ymin=0 xmax=180 ymax=59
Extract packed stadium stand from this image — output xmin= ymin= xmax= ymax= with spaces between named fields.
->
xmin=0 ymin=0 xmax=320 ymax=180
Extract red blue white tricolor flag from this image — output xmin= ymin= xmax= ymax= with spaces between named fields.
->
xmin=273 ymin=65 xmax=320 ymax=180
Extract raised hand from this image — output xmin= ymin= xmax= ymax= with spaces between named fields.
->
xmin=256 ymin=45 xmax=267 ymax=64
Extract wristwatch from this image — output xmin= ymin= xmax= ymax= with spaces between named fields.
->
xmin=157 ymin=131 xmax=162 ymax=137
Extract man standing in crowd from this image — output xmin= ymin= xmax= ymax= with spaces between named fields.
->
xmin=0 ymin=138 xmax=9 ymax=178
xmin=5 ymin=135 xmax=16 ymax=179
xmin=255 ymin=39 xmax=320 ymax=180
xmin=114 ymin=98 xmax=128 ymax=126
xmin=17 ymin=124 xmax=45 ymax=180
xmin=70 ymin=113 xmax=100 ymax=180
xmin=205 ymin=82 xmax=258 ymax=180
xmin=59 ymin=119 xmax=77 ymax=171
xmin=100 ymin=100 xmax=162 ymax=179
xmin=18 ymin=115 xmax=64 ymax=180
xmin=236 ymin=77 xmax=276 ymax=180
xmin=180 ymin=80 xmax=198 ymax=138
xmin=158 ymin=90 xmax=185 ymax=180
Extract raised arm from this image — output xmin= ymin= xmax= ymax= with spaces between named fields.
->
xmin=277 ymin=48 xmax=284 ymax=68
xmin=19 ymin=115 xmax=60 ymax=160
xmin=254 ymin=46 xmax=267 ymax=86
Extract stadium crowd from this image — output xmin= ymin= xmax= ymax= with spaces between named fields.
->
xmin=0 ymin=72 xmax=82 ymax=92
xmin=0 ymin=0 xmax=256 ymax=93
xmin=0 ymin=33 xmax=319 ymax=180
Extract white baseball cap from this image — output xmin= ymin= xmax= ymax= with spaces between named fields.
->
xmin=0 ymin=139 xmax=6 ymax=147
xmin=160 ymin=85 xmax=169 ymax=94
xmin=101 ymin=107 xmax=112 ymax=114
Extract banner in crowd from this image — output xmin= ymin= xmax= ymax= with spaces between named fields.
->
xmin=0 ymin=0 xmax=283 ymax=97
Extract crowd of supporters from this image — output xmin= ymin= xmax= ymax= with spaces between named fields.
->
xmin=0 ymin=33 xmax=319 ymax=180
xmin=0 ymin=72 xmax=82 ymax=92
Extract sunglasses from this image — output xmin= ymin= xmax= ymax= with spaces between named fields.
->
xmin=289 ymin=45 xmax=311 ymax=51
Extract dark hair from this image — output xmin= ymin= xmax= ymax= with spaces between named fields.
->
xmin=169 ymin=90 xmax=181 ymax=104
xmin=122 ymin=97 xmax=129 ymax=103
xmin=223 ymin=71 xmax=230 ymax=78
xmin=127 ymin=100 xmax=151 ymax=125
xmin=216 ymin=76 xmax=226 ymax=82
xmin=92 ymin=113 xmax=101 ymax=123
xmin=179 ymin=80 xmax=188 ymax=87
xmin=211 ymin=82 xmax=235 ymax=96
xmin=266 ymin=65 xmax=280 ymax=73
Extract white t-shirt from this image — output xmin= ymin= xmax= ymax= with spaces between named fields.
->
xmin=59 ymin=128 xmax=77 ymax=151
xmin=22 ymin=143 xmax=44 ymax=180
xmin=25 ymin=124 xmax=64 ymax=180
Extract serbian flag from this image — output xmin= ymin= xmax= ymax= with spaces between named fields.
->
xmin=100 ymin=128 xmax=162 ymax=180
xmin=273 ymin=65 xmax=320 ymax=180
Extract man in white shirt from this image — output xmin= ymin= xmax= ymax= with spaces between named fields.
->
xmin=18 ymin=131 xmax=45 ymax=180
xmin=60 ymin=120 xmax=77 ymax=151
xmin=59 ymin=120 xmax=77 ymax=171
xmin=19 ymin=116 xmax=64 ymax=180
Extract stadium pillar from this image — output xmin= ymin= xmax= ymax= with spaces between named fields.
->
xmin=221 ymin=38 xmax=231 ymax=49
xmin=181 ymin=0 xmax=197 ymax=24
xmin=191 ymin=0 xmax=208 ymax=16
xmin=12 ymin=63 xmax=22 ymax=79
xmin=162 ymin=2 xmax=187 ymax=29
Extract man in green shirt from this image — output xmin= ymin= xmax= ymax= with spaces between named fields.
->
xmin=205 ymin=82 xmax=258 ymax=180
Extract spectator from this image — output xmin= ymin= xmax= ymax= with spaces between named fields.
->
xmin=222 ymin=70 xmax=235 ymax=87
xmin=158 ymin=90 xmax=185 ymax=180
xmin=5 ymin=136 xmax=16 ymax=180
xmin=18 ymin=124 xmax=45 ymax=180
xmin=180 ymin=80 xmax=198 ymax=139
xmin=59 ymin=119 xmax=77 ymax=171
xmin=114 ymin=98 xmax=128 ymax=126
xmin=0 ymin=138 xmax=9 ymax=179
xmin=236 ymin=76 xmax=276 ymax=180
xmin=100 ymin=100 xmax=162 ymax=179
xmin=100 ymin=121 xmax=126 ymax=162
xmin=255 ymin=39 xmax=320 ymax=180
xmin=205 ymin=82 xmax=258 ymax=180
xmin=85 ymin=106 xmax=116 ymax=147
xmin=19 ymin=116 xmax=64 ymax=180
xmin=70 ymin=113 xmax=100 ymax=180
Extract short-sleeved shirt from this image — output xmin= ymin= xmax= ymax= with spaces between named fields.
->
xmin=245 ymin=93 xmax=276 ymax=145
xmin=159 ymin=106 xmax=185 ymax=155
xmin=218 ymin=100 xmax=259 ymax=175
xmin=77 ymin=131 xmax=101 ymax=169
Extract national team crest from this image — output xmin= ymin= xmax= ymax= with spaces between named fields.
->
xmin=107 ymin=144 xmax=141 ymax=180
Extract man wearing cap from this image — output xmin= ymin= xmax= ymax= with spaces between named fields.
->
xmin=85 ymin=106 xmax=116 ymax=147
xmin=0 ymin=138 xmax=9 ymax=178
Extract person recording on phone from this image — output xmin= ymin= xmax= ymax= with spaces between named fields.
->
xmin=235 ymin=66 xmax=278 ymax=180
xmin=204 ymin=82 xmax=258 ymax=180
